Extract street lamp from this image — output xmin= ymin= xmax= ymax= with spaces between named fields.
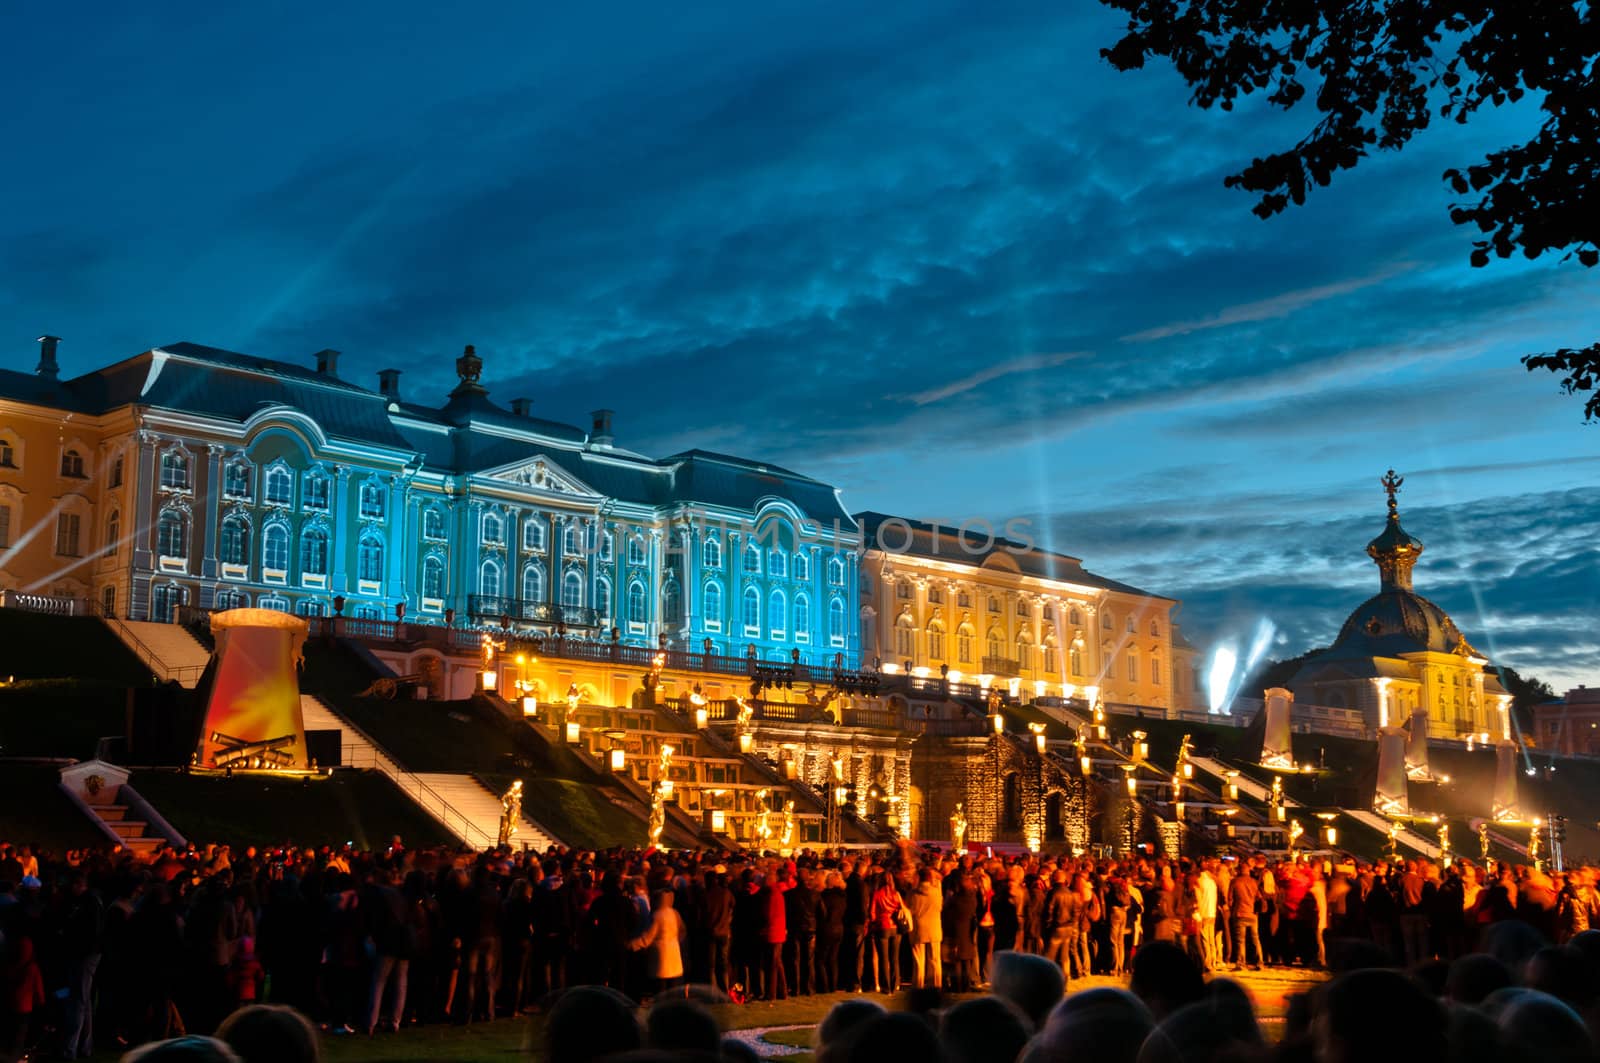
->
xmin=1029 ymin=722 xmax=1047 ymax=754
xmin=1131 ymin=730 xmax=1148 ymax=762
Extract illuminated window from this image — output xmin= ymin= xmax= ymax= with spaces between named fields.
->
xmin=1016 ymin=600 xmax=1030 ymax=618
xmin=769 ymin=550 xmax=787 ymax=578
xmin=827 ymin=557 xmax=845 ymax=586
xmin=482 ymin=512 xmax=504 ymax=545
xmin=828 ymin=597 xmax=846 ymax=646
xmin=522 ymin=516 xmax=546 ymax=551
xmin=958 ymin=591 xmax=971 ymax=608
xmin=702 ymin=536 xmax=722 ymax=568
xmin=55 ymin=513 xmax=81 ymax=556
xmin=265 ymin=466 xmax=293 ymax=506
xmin=703 ymin=581 xmax=723 ymax=629
xmin=769 ymin=589 xmax=787 ymax=639
xmin=793 ymin=593 xmax=810 ymax=641
xmin=480 ymin=559 xmax=502 ymax=598
xmin=423 ymin=507 xmax=446 ymax=540
xmin=958 ymin=625 xmax=974 ymax=663
xmin=1151 ymin=657 xmax=1161 ymax=685
xmin=104 ymin=510 xmax=120 ymax=558
xmin=628 ymin=580 xmax=647 ymax=624
xmin=928 ymin=586 xmax=942 ymax=604
xmin=263 ymin=525 xmax=289 ymax=572
xmin=744 ymin=544 xmax=761 ymax=575
xmin=594 ymin=576 xmax=611 ymax=619
xmin=300 ymin=528 xmax=329 ymax=575
xmin=1126 ymin=616 xmax=1136 ymax=633
xmin=895 ymin=614 xmax=914 ymax=657
xmin=60 ymin=449 xmax=85 ymax=478
xmin=1127 ymin=652 xmax=1138 ymax=682
xmin=157 ymin=509 xmax=187 ymax=558
xmin=793 ymin=552 xmax=809 ymax=581
xmin=159 ymin=451 xmax=189 ymax=490
xmin=563 ymin=524 xmax=581 ymax=556
xmin=663 ymin=581 xmax=682 ymax=624
xmin=1070 ymin=646 xmax=1083 ymax=675
xmin=742 ymin=586 xmax=761 ymax=635
xmin=223 ymin=462 xmax=250 ymax=499
xmin=219 ymin=516 xmax=248 ymax=566
xmin=1150 ymin=619 xmax=1160 ymax=637
xmin=422 ymin=556 xmax=445 ymax=599
xmin=358 ymin=534 xmax=383 ymax=582
xmin=359 ymin=481 xmax=385 ymax=519
xmin=896 ymin=582 xmax=911 ymax=600
xmin=302 ymin=471 xmax=329 ymax=511
xmin=522 ymin=563 xmax=544 ymax=602
xmin=561 ymin=570 xmax=583 ymax=609
xmin=628 ymin=536 xmax=646 ymax=566
xmin=928 ymin=621 xmax=945 ymax=659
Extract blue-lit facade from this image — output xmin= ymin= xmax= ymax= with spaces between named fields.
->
xmin=0 ymin=341 xmax=861 ymax=665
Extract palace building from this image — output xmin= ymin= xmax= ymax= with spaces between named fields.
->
xmin=0 ymin=337 xmax=861 ymax=663
xmin=855 ymin=513 xmax=1204 ymax=712
xmin=1290 ymin=471 xmax=1509 ymax=739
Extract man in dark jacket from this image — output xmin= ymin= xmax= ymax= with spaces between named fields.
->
xmin=843 ymin=861 xmax=872 ymax=991
xmin=1229 ymin=868 xmax=1263 ymax=970
xmin=1043 ymin=870 xmax=1081 ymax=981
xmin=784 ymin=870 xmax=820 ymax=995
xmin=702 ymin=870 xmax=735 ymax=994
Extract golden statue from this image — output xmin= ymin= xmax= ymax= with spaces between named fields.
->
xmin=780 ymin=800 xmax=796 ymax=850
xmin=648 ymin=787 xmax=666 ymax=849
xmin=951 ymin=801 xmax=968 ymax=854
xmin=755 ymin=788 xmax=773 ymax=847
xmin=498 ymin=780 xmax=523 ymax=848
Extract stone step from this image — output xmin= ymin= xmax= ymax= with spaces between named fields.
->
xmin=101 ymin=818 xmax=149 ymax=840
xmin=96 ymin=805 xmax=130 ymax=821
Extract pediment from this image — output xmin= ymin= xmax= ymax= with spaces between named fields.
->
xmin=482 ymin=455 xmax=598 ymax=497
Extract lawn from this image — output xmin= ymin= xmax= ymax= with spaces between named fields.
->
xmin=481 ymin=772 xmax=646 ymax=850
xmin=0 ymin=761 xmax=111 ymax=849
xmin=0 ymin=610 xmax=154 ymax=685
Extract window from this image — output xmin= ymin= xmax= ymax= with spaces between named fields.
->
xmin=302 ymin=472 xmax=329 ymax=511
xmin=896 ymin=582 xmax=911 ymax=600
xmin=296 ymin=599 xmax=326 ymax=618
xmin=561 ymin=570 xmax=584 ymax=609
xmin=55 ymin=513 xmax=81 ymax=556
xmin=1150 ymin=619 xmax=1160 ymax=637
xmin=260 ymin=595 xmax=288 ymax=613
xmin=159 ymin=451 xmax=189 ymax=490
xmin=928 ymin=621 xmax=945 ymax=660
xmin=223 ymin=462 xmax=250 ymax=499
xmin=827 ymin=557 xmax=845 ymax=586
xmin=628 ymin=581 xmax=647 ymax=625
xmin=423 ymin=556 xmax=445 ymax=599
xmin=104 ymin=510 xmax=119 ymax=558
xmin=663 ymin=581 xmax=682 ymax=624
xmin=522 ymin=563 xmax=544 ymax=603
xmin=480 ymin=559 xmax=503 ymax=597
xmin=101 ymin=585 xmax=117 ymax=616
xmin=1101 ymin=610 xmax=1113 ymax=629
xmin=219 ymin=516 xmax=248 ymax=566
xmin=769 ymin=590 xmax=787 ymax=639
xmin=150 ymin=584 xmax=184 ymax=623
xmin=0 ymin=504 xmax=10 ymax=549
xmin=157 ymin=509 xmax=187 ymax=558
xmin=60 ymin=449 xmax=84 ymax=478
xmin=1044 ymin=640 xmax=1059 ymax=672
xmin=424 ymin=507 xmax=446 ymax=540
xmin=987 ymin=629 xmax=1004 ymax=660
xmin=988 ymin=596 xmax=1000 ymax=614
xmin=1127 ymin=652 xmax=1138 ymax=682
xmin=300 ymin=528 xmax=329 ymax=575
xmin=743 ymin=544 xmax=761 ymax=575
xmin=627 ymin=536 xmax=647 ymax=566
xmin=594 ymin=576 xmax=612 ymax=619
xmin=597 ymin=530 xmax=614 ymax=562
xmin=0 ymin=439 xmax=14 ymax=468
xmin=358 ymin=535 xmax=383 ymax=582
xmin=1069 ymin=607 xmax=1081 ymax=625
xmin=742 ymin=587 xmax=761 ymax=634
xmin=359 ymin=481 xmax=384 ymax=519
xmin=110 ymin=456 xmax=124 ymax=488
xmin=828 ymin=598 xmax=846 ymax=646
xmin=1043 ymin=605 xmax=1054 ymax=621
xmin=1126 ymin=616 xmax=1136 ymax=633
xmin=769 ymin=550 xmax=787 ymax=578
xmin=1016 ymin=639 xmax=1031 ymax=672
xmin=894 ymin=615 xmax=914 ymax=658
xmin=1151 ymin=657 xmax=1161 ymax=685
xmin=1070 ymin=645 xmax=1083 ymax=675
xmin=794 ymin=552 xmax=809 ymax=581
xmin=702 ymin=536 xmax=722 ymax=568
xmin=958 ymin=625 xmax=974 ymax=664
xmin=563 ymin=524 xmax=581 ymax=556
xmin=265 ymin=466 xmax=293 ymax=506
xmin=263 ymin=525 xmax=289 ymax=572
xmin=793 ymin=593 xmax=810 ymax=641
xmin=482 ymin=512 xmax=504 ymax=545
xmin=957 ymin=591 xmax=971 ymax=608
xmin=704 ymin=582 xmax=723 ymax=629
xmin=1017 ymin=600 xmax=1030 ymax=618
xmin=523 ymin=516 xmax=546 ymax=551
xmin=928 ymin=586 xmax=942 ymax=604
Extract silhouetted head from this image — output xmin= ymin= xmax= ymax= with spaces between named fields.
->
xmin=1445 ymin=953 xmax=1514 ymax=1006
xmin=1495 ymin=990 xmax=1594 ymax=1063
xmin=1130 ymin=941 xmax=1206 ymax=1020
xmin=991 ymin=949 xmax=1066 ymax=1029
xmin=215 ymin=1004 xmax=319 ymax=1063
xmin=1524 ymin=945 xmax=1597 ymax=1012
xmin=941 ymin=995 xmax=1033 ymax=1063
xmin=646 ymin=998 xmax=720 ymax=1057
xmin=1316 ymin=969 xmax=1445 ymax=1063
xmin=123 ymin=1036 xmax=242 ymax=1063
xmin=544 ymin=986 xmax=642 ymax=1063
xmin=835 ymin=1012 xmax=939 ymax=1063
xmin=1027 ymin=987 xmax=1154 ymax=1063
xmin=817 ymin=998 xmax=887 ymax=1059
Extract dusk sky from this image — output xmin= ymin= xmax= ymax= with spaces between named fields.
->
xmin=3 ymin=2 xmax=1596 ymax=688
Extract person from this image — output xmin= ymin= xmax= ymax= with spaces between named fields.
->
xmin=1044 ymin=870 xmax=1080 ymax=980
xmin=867 ymin=870 xmax=903 ymax=994
xmin=817 ymin=871 xmax=847 ymax=994
xmin=214 ymin=1004 xmax=320 ymax=1063
xmin=786 ymin=867 xmax=820 ymax=995
xmin=629 ymin=890 xmax=687 ymax=997
xmin=947 ymin=870 xmax=981 ymax=992
xmin=702 ymin=868 xmax=735 ymax=995
xmin=1229 ymin=864 xmax=1263 ymax=970
xmin=909 ymin=866 xmax=944 ymax=990
xmin=760 ymin=867 xmax=791 ymax=1000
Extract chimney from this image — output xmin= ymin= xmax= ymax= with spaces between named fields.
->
xmin=377 ymin=368 xmax=402 ymax=401
xmin=590 ymin=409 xmax=615 ymax=447
xmin=36 ymin=335 xmax=60 ymax=380
xmin=510 ymin=398 xmax=532 ymax=417
xmin=313 ymin=348 xmax=341 ymax=377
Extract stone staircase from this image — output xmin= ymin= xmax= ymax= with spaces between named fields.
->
xmin=299 ymin=696 xmax=559 ymax=851
xmin=59 ymin=760 xmax=185 ymax=856
xmin=103 ymin=618 xmax=210 ymax=687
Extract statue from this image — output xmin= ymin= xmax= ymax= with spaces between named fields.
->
xmin=498 ymin=780 xmax=523 ymax=848
xmin=950 ymin=802 xmax=968 ymax=854
xmin=780 ymin=800 xmax=796 ymax=851
xmin=755 ymin=789 xmax=774 ymax=847
xmin=648 ymin=786 xmax=666 ymax=849
xmin=1478 ymin=821 xmax=1491 ymax=862
xmin=1438 ymin=821 xmax=1451 ymax=867
xmin=735 ymin=697 xmax=754 ymax=730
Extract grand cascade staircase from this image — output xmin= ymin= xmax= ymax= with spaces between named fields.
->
xmin=59 ymin=760 xmax=185 ymax=856
xmin=103 ymin=618 xmax=211 ymax=687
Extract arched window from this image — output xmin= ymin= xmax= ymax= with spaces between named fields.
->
xmin=110 ymin=455 xmax=124 ymax=487
xmin=214 ymin=588 xmax=247 ymax=611
xmin=628 ymin=580 xmax=647 ymax=624
xmin=768 ymin=550 xmax=787 ymax=578
xmin=358 ymin=534 xmax=383 ymax=582
xmin=60 ymin=449 xmax=85 ymax=477
xmin=988 ymin=596 xmax=1000 ymax=614
xmin=157 ymin=509 xmax=188 ymax=558
xmin=594 ymin=576 xmax=612 ymax=619
xmin=827 ymin=557 xmax=845 ymax=586
xmin=522 ymin=563 xmax=544 ymax=603
xmin=359 ymin=481 xmax=385 ymax=519
xmin=300 ymin=527 xmax=329 ymax=575
xmin=55 ymin=512 xmax=81 ymax=556
xmin=1150 ymin=619 xmax=1160 ymax=637
xmin=259 ymin=594 xmax=288 ymax=613
xmin=423 ymin=555 xmax=445 ymax=600
xmin=562 ymin=523 xmax=581 ymax=556
xmin=662 ymin=581 xmax=682 ymax=625
xmin=219 ymin=515 xmax=248 ymax=566
xmin=301 ymin=470 xmax=329 ymax=511
xmin=423 ymin=507 xmax=446 ymax=540
xmin=627 ymin=536 xmax=647 ymax=566
xmin=1016 ymin=636 xmax=1032 ymax=672
xmin=264 ymin=465 xmax=293 ymax=506
xmin=794 ymin=552 xmax=809 ymax=581
xmin=927 ymin=620 xmax=945 ymax=660
xmin=957 ymin=624 xmax=975 ymax=664
xmin=103 ymin=510 xmax=120 ymax=558
xmin=224 ymin=462 xmax=250 ymax=499
xmin=0 ymin=438 xmax=15 ymax=468
xmin=523 ymin=516 xmax=546 ymax=551
xmin=793 ymin=593 xmax=810 ymax=641
xmin=480 ymin=559 xmax=502 ymax=598
xmin=987 ymin=628 xmax=1004 ymax=661
xmin=1127 ymin=651 xmax=1138 ymax=682
xmin=704 ymin=582 xmax=724 ymax=629
xmin=894 ymin=614 xmax=914 ymax=658
xmin=159 ymin=451 xmax=189 ymax=490
xmin=1070 ymin=607 xmax=1082 ymax=625
xmin=743 ymin=544 xmax=761 ymax=575
xmin=742 ymin=586 xmax=761 ymax=634
xmin=769 ymin=589 xmax=787 ymax=639
xmin=482 ymin=511 xmax=503 ymax=545
xmin=702 ymin=536 xmax=721 ymax=568
xmin=561 ymin=570 xmax=584 ymax=609
xmin=597 ymin=530 xmax=614 ymax=562
xmin=150 ymin=583 xmax=185 ymax=623
xmin=828 ymin=598 xmax=846 ymax=646
xmin=296 ymin=599 xmax=326 ymax=618
xmin=263 ymin=524 xmax=289 ymax=572
xmin=1101 ymin=610 xmax=1113 ymax=629
xmin=1016 ymin=599 xmax=1030 ymax=618
xmin=1126 ymin=615 xmax=1136 ymax=633
xmin=1043 ymin=637 xmax=1059 ymax=673
xmin=1151 ymin=656 xmax=1161 ymax=685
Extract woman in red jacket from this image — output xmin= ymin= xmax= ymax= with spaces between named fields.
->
xmin=867 ymin=871 xmax=904 ymax=993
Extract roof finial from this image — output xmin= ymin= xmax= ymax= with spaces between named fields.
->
xmin=1381 ymin=469 xmax=1403 ymax=521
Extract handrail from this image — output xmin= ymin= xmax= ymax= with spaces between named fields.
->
xmin=304 ymin=695 xmax=497 ymax=849
xmin=95 ymin=607 xmax=206 ymax=685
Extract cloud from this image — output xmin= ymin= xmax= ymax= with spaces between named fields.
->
xmin=907 ymin=350 xmax=1089 ymax=405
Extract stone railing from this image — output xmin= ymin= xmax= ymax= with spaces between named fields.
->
xmin=0 ymin=589 xmax=85 ymax=616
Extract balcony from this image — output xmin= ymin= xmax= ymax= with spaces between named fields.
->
xmin=466 ymin=594 xmax=600 ymax=628
xmin=982 ymin=655 xmax=1021 ymax=677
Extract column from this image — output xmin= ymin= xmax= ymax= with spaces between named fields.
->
xmin=682 ymin=522 xmax=699 ymax=643
xmin=200 ymin=444 xmax=223 ymax=581
xmin=330 ymin=466 xmax=351 ymax=594
xmin=386 ymin=478 xmax=409 ymax=609
xmin=648 ymin=527 xmax=664 ymax=643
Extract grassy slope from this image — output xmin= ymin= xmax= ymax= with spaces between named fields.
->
xmin=480 ymin=771 xmax=645 ymax=850
xmin=0 ymin=611 xmax=154 ymax=685
xmin=0 ymin=762 xmax=109 ymax=849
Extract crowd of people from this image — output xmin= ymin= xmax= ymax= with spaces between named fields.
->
xmin=3 ymin=834 xmax=1600 ymax=1063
